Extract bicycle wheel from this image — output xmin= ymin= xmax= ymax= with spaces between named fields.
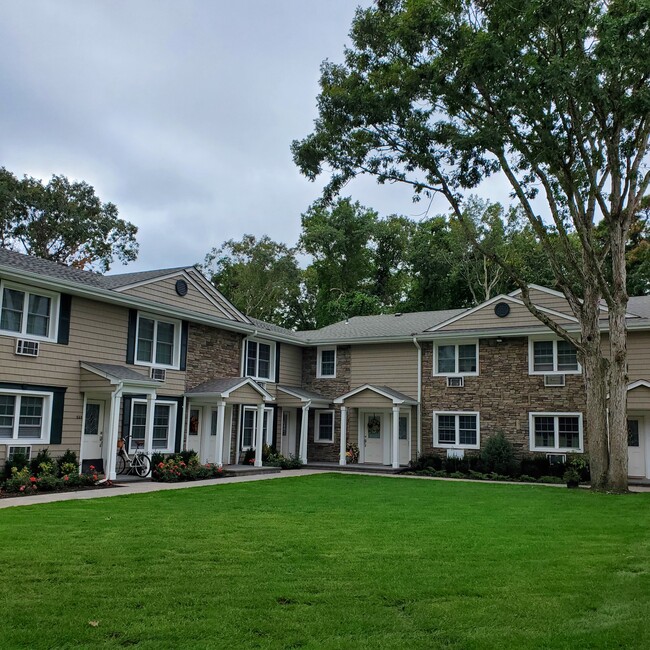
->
xmin=116 ymin=452 xmax=127 ymax=475
xmin=134 ymin=453 xmax=151 ymax=478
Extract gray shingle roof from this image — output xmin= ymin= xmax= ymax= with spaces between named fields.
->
xmin=101 ymin=266 xmax=189 ymax=289
xmin=81 ymin=362 xmax=158 ymax=383
xmin=628 ymin=296 xmax=650 ymax=319
xmin=277 ymin=385 xmax=331 ymax=403
xmin=249 ymin=317 xmax=300 ymax=338
xmin=186 ymin=377 xmax=248 ymax=394
xmin=297 ymin=309 xmax=467 ymax=342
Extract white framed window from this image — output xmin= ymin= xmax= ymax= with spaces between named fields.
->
xmin=529 ymin=413 xmax=583 ymax=453
xmin=0 ymin=281 xmax=59 ymax=341
xmin=433 ymin=411 xmax=480 ymax=449
xmin=529 ymin=338 xmax=580 ymax=374
xmin=243 ymin=338 xmax=276 ymax=382
xmin=315 ymin=409 xmax=335 ymax=443
xmin=434 ymin=341 xmax=478 ymax=376
xmin=0 ymin=389 xmax=52 ymax=443
xmin=130 ymin=400 xmax=177 ymax=453
xmin=317 ymin=346 xmax=337 ymax=378
xmin=241 ymin=406 xmax=273 ymax=449
xmin=135 ymin=313 xmax=181 ymax=369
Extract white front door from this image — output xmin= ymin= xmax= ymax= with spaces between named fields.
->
xmin=628 ymin=417 xmax=647 ymax=478
xmin=364 ymin=412 xmax=384 ymax=464
xmin=82 ymin=400 xmax=105 ymax=471
xmin=281 ymin=410 xmax=297 ymax=457
xmin=398 ymin=414 xmax=410 ymax=466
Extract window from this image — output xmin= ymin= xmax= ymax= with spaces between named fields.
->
xmin=315 ymin=410 xmax=335 ymax=443
xmin=399 ymin=415 xmax=409 ymax=441
xmin=0 ymin=282 xmax=58 ymax=340
xmin=135 ymin=314 xmax=180 ymax=368
xmin=530 ymin=339 xmax=580 ymax=374
xmin=529 ymin=413 xmax=583 ymax=452
xmin=244 ymin=339 xmax=275 ymax=381
xmin=0 ymin=391 xmax=51 ymax=442
xmin=317 ymin=347 xmax=337 ymax=378
xmin=434 ymin=342 xmax=478 ymax=376
xmin=241 ymin=406 xmax=273 ymax=449
xmin=433 ymin=412 xmax=480 ymax=449
xmin=129 ymin=400 xmax=177 ymax=452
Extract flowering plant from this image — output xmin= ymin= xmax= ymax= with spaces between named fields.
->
xmin=345 ymin=442 xmax=360 ymax=464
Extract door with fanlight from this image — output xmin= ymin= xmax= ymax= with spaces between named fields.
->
xmin=82 ymin=400 xmax=105 ymax=473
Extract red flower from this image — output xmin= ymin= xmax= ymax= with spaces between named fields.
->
xmin=217 ymin=467 xmax=223 ymax=473
xmin=19 ymin=486 xmax=25 ymax=492
xmin=63 ymin=475 xmax=69 ymax=481
xmin=92 ymin=474 xmax=98 ymax=481
xmin=89 ymin=465 xmax=95 ymax=471
xmin=158 ymin=462 xmax=164 ymax=468
xmin=29 ymin=476 xmax=36 ymax=483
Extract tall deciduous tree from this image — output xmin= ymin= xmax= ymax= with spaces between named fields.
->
xmin=0 ymin=168 xmax=137 ymax=272
xmin=293 ymin=0 xmax=650 ymax=491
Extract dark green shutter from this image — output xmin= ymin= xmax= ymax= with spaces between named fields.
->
xmin=275 ymin=343 xmax=281 ymax=383
xmin=180 ymin=321 xmax=189 ymax=371
xmin=121 ymin=396 xmax=132 ymax=440
xmin=49 ymin=388 xmax=66 ymax=444
xmin=126 ymin=310 xmax=138 ymax=364
xmin=57 ymin=294 xmax=72 ymax=345
xmin=175 ymin=398 xmax=184 ymax=453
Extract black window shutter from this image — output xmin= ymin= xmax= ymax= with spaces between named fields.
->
xmin=180 ymin=321 xmax=189 ymax=371
xmin=275 ymin=343 xmax=281 ymax=383
xmin=121 ymin=396 xmax=132 ymax=440
xmin=49 ymin=388 xmax=66 ymax=444
xmin=174 ymin=397 xmax=184 ymax=453
xmin=126 ymin=310 xmax=138 ymax=364
xmin=57 ymin=294 xmax=72 ymax=345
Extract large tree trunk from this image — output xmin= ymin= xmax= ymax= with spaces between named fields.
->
xmin=581 ymin=281 xmax=610 ymax=491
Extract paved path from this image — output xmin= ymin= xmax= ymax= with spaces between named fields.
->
xmin=2 ymin=469 xmax=648 ymax=509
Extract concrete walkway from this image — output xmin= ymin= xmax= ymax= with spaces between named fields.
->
xmin=2 ymin=469 xmax=648 ymax=509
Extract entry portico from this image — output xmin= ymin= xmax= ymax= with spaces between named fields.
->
xmin=184 ymin=377 xmax=274 ymax=467
xmin=334 ymin=384 xmax=418 ymax=468
xmin=627 ymin=380 xmax=650 ymax=480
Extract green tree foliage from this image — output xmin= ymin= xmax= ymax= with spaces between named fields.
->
xmin=292 ymin=0 xmax=650 ymax=491
xmin=0 ymin=168 xmax=137 ymax=272
xmin=201 ymin=234 xmax=303 ymax=328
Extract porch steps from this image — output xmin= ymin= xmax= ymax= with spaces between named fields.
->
xmin=304 ymin=462 xmax=403 ymax=475
xmin=226 ymin=465 xmax=282 ymax=477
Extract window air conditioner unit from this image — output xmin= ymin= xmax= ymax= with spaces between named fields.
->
xmin=8 ymin=446 xmax=32 ymax=461
xmin=446 ymin=376 xmax=464 ymax=388
xmin=150 ymin=368 xmax=166 ymax=382
xmin=546 ymin=453 xmax=567 ymax=465
xmin=15 ymin=339 xmax=40 ymax=357
xmin=544 ymin=374 xmax=565 ymax=387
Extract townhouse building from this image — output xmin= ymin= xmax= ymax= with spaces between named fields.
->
xmin=1 ymin=248 xmax=649 ymax=481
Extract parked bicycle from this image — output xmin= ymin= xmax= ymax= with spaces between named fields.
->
xmin=116 ymin=437 xmax=151 ymax=477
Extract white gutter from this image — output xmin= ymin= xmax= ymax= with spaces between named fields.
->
xmin=181 ymin=395 xmax=188 ymax=452
xmin=413 ymin=336 xmax=422 ymax=458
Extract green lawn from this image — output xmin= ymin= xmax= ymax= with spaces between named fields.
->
xmin=1 ymin=475 xmax=649 ymax=649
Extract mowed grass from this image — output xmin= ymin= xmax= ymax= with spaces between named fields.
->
xmin=1 ymin=475 xmax=650 ymax=649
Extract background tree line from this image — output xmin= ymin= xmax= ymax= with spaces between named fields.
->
xmin=201 ymin=195 xmax=650 ymax=331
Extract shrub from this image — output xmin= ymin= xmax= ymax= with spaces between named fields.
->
xmin=3 ymin=450 xmax=30 ymax=480
xmin=520 ymin=454 xmax=567 ymax=478
xmin=30 ymin=449 xmax=54 ymax=476
xmin=345 ymin=443 xmax=360 ymax=464
xmin=56 ymin=450 xmax=78 ymax=474
xmin=538 ymin=475 xmax=564 ymax=484
xmin=243 ymin=448 xmax=256 ymax=465
xmin=409 ymin=454 xmax=443 ymax=472
xmin=265 ymin=452 xmax=303 ymax=469
xmin=151 ymin=453 xmax=226 ymax=482
xmin=481 ymin=432 xmax=517 ymax=476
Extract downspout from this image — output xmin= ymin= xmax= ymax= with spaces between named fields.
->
xmin=181 ymin=395 xmax=188 ymax=451
xmin=413 ymin=336 xmax=422 ymax=458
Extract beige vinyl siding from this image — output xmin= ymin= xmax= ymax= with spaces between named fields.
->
xmin=437 ymin=300 xmax=575 ymax=333
xmin=225 ymin=384 xmax=265 ymax=404
xmin=344 ymin=390 xmax=395 ymax=408
xmin=349 ymin=343 xmax=418 ymax=397
xmin=628 ymin=385 xmax=650 ymax=410
xmin=525 ymin=289 xmax=576 ymax=317
xmin=121 ymin=273 xmax=243 ymax=322
xmin=279 ymin=344 xmax=302 ymax=386
xmin=626 ymin=331 xmax=650 ymax=383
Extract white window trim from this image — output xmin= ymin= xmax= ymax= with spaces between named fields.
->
xmin=242 ymin=338 xmax=276 ymax=382
xmin=433 ymin=340 xmax=479 ymax=377
xmin=433 ymin=411 xmax=480 ymax=450
xmin=315 ymin=409 xmax=335 ymax=444
xmin=528 ymin=412 xmax=584 ymax=453
xmin=316 ymin=346 xmax=337 ymax=378
xmin=0 ymin=280 xmax=60 ymax=342
xmin=130 ymin=399 xmax=177 ymax=454
xmin=135 ymin=312 xmax=182 ymax=370
xmin=240 ymin=406 xmax=273 ymax=449
xmin=528 ymin=337 xmax=581 ymax=375
xmin=0 ymin=388 xmax=52 ymax=444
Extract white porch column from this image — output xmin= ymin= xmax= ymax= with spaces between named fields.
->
xmin=214 ymin=399 xmax=226 ymax=467
xmin=392 ymin=405 xmax=400 ymax=469
xmin=339 ymin=405 xmax=347 ymax=465
xmin=254 ymin=402 xmax=265 ymax=467
xmin=144 ymin=393 xmax=155 ymax=455
xmin=104 ymin=390 xmax=122 ymax=481
xmin=299 ymin=401 xmax=310 ymax=464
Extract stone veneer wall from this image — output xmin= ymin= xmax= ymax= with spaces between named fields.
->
xmin=421 ymin=337 xmax=587 ymax=456
xmin=185 ymin=324 xmax=243 ymax=390
xmin=301 ymin=346 xmax=352 ymax=462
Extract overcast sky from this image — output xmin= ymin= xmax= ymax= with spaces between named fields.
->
xmin=0 ymin=0 xmax=512 ymax=273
